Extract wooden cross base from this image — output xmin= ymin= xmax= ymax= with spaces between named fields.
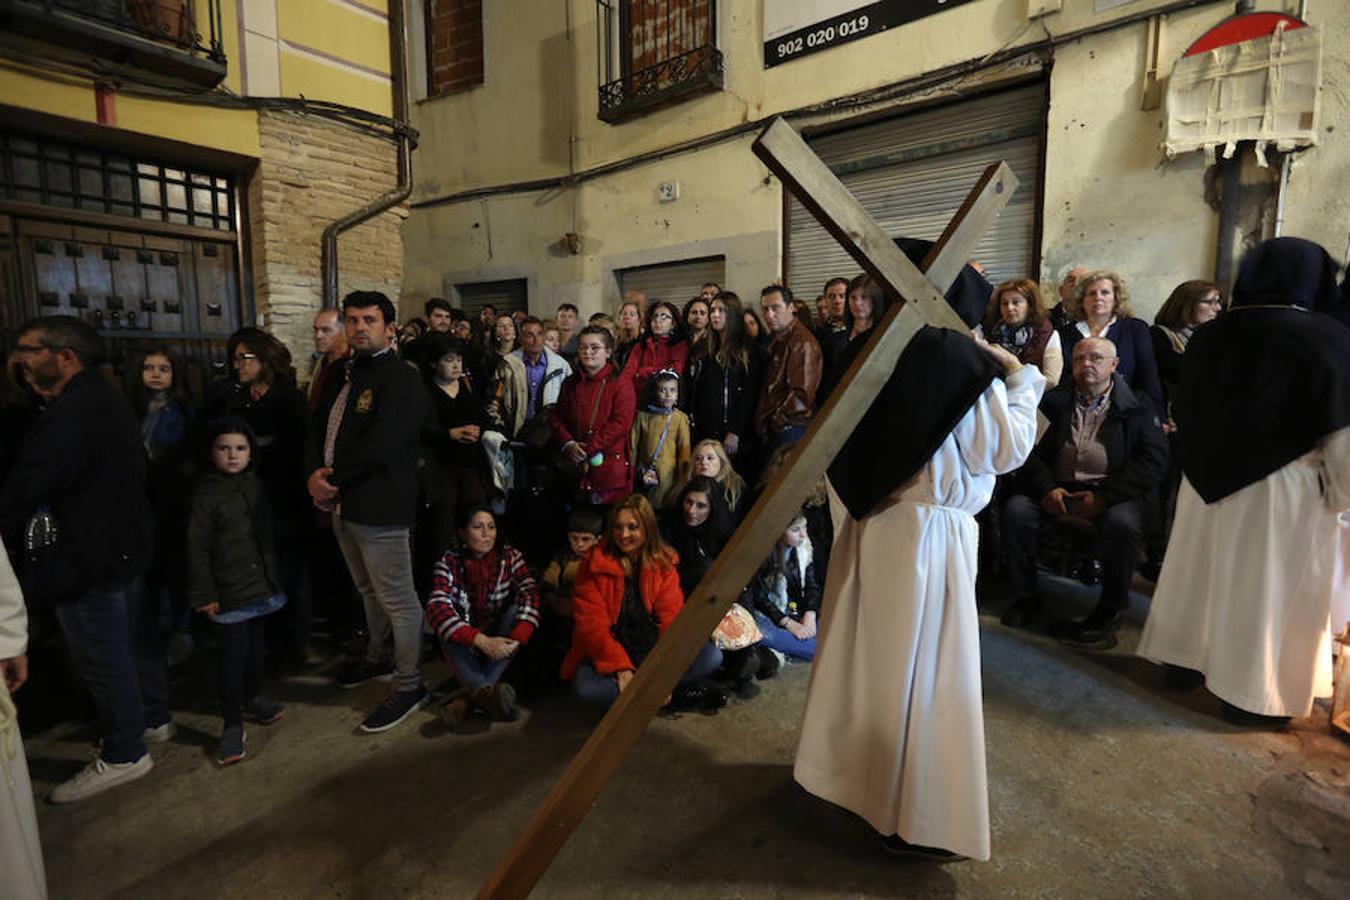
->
xmin=478 ymin=118 xmax=1019 ymax=899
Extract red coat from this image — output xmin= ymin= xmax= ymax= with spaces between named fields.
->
xmin=561 ymin=545 xmax=683 ymax=680
xmin=550 ymin=363 xmax=636 ymax=503
xmin=622 ymin=336 xmax=689 ymax=396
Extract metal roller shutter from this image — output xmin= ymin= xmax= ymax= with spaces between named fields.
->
xmin=456 ymin=278 xmax=528 ymax=317
xmin=787 ymin=82 xmax=1046 ymax=295
xmin=619 ymin=255 xmax=726 ymax=307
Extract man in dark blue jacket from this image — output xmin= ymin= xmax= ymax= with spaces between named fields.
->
xmin=0 ymin=316 xmax=166 ymax=803
xmin=1000 ymin=337 xmax=1168 ymax=647
xmin=308 ymin=292 xmax=431 ymax=733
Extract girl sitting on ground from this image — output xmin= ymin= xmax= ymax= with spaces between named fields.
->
xmin=186 ymin=418 xmax=287 ymax=766
xmin=746 ymin=512 xmax=820 ymax=661
xmin=426 ymin=505 xmax=541 ymax=726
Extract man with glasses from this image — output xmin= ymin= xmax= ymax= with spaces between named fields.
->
xmin=999 ymin=337 xmax=1167 ymax=647
xmin=0 ymin=316 xmax=165 ymax=803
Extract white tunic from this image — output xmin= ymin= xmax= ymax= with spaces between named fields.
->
xmin=1138 ymin=426 xmax=1350 ymax=717
xmin=1 ymin=539 xmax=47 ymax=900
xmin=794 ymin=365 xmax=1044 ymax=861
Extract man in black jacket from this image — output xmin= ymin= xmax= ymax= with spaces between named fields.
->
xmin=307 ymin=291 xmax=431 ymax=733
xmin=0 ymin=316 xmax=167 ymax=802
xmin=1000 ymin=337 xmax=1168 ymax=647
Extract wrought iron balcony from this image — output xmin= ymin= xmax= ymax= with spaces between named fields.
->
xmin=596 ymin=0 xmax=722 ymax=124
xmin=0 ymin=0 xmax=227 ymax=88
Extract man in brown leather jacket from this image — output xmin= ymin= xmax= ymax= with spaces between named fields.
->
xmin=755 ymin=284 xmax=823 ymax=452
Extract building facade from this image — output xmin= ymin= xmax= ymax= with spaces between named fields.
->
xmin=0 ymin=0 xmax=405 ymax=374
xmin=401 ymin=0 xmax=1347 ymax=324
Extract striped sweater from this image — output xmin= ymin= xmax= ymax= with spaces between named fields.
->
xmin=425 ymin=545 xmax=541 ymax=647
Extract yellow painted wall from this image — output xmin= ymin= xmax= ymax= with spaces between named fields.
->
xmin=277 ymin=1 xmax=392 ymax=74
xmin=1 ymin=0 xmax=394 ymax=160
xmin=278 ymin=51 xmax=394 ymax=118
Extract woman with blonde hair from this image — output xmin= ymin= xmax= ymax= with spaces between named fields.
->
xmin=1057 ymin=270 xmax=1164 ymax=412
xmin=670 ymin=438 xmax=747 ymax=519
xmin=977 ymin=277 xmax=1063 ymax=384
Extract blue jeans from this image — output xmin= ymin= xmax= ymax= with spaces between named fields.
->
xmin=55 ymin=577 xmax=168 ymax=763
xmin=333 ymin=517 xmax=423 ymax=692
xmin=443 ymin=604 xmax=518 ymax=693
xmin=752 ymin=610 xmax=816 ymax=660
xmin=572 ymin=641 xmax=723 ymax=707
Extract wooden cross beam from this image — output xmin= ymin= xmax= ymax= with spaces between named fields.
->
xmin=478 ymin=118 xmax=1018 ymax=899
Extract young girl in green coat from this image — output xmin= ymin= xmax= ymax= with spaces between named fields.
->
xmin=187 ymin=418 xmax=287 ymax=766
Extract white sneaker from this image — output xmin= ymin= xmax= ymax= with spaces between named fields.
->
xmin=49 ymin=754 xmax=153 ymax=804
xmin=144 ymin=721 xmax=178 ymax=743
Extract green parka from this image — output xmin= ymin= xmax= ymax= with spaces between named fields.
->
xmin=186 ymin=469 xmax=281 ymax=612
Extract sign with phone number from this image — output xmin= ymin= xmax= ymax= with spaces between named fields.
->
xmin=763 ymin=0 xmax=978 ymax=68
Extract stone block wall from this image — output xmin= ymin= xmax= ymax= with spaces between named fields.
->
xmin=247 ymin=109 xmax=406 ymax=362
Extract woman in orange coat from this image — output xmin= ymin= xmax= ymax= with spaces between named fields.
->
xmin=562 ymin=494 xmax=722 ymax=706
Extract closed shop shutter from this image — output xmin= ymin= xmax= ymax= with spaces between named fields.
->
xmin=456 ymin=278 xmax=528 ymax=317
xmin=787 ymin=82 xmax=1046 ymax=297
xmin=619 ymin=255 xmax=726 ymax=307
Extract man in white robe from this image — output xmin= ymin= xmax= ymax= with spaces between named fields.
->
xmin=1138 ymin=238 xmax=1350 ymax=719
xmin=795 ymin=332 xmax=1044 ymax=861
xmin=1 ymin=538 xmax=48 ymax=899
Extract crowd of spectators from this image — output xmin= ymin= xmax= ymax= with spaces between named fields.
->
xmin=0 ymin=259 xmax=1247 ymax=804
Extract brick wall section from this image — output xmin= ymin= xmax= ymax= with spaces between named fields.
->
xmin=247 ymin=109 xmax=406 ymax=364
xmin=629 ymin=0 xmax=712 ymax=73
xmin=427 ymin=0 xmax=484 ymax=97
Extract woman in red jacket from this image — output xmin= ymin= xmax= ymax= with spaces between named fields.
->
xmin=562 ymin=494 xmax=722 ymax=706
xmin=550 ymin=326 xmax=637 ymax=505
xmin=621 ymin=300 xmax=690 ymax=396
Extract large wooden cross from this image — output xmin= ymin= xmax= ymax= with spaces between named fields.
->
xmin=479 ymin=118 xmax=1019 ymax=898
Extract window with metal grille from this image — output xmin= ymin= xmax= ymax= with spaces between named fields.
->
xmin=595 ymin=0 xmax=722 ymax=123
xmin=0 ymin=133 xmax=236 ymax=232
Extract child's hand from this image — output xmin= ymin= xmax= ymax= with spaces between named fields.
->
xmin=800 ymin=611 xmax=818 ymax=639
xmin=196 ymin=602 xmax=220 ymax=616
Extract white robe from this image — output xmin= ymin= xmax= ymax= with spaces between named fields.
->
xmin=0 ymin=539 xmax=47 ymax=900
xmin=794 ymin=365 xmax=1044 ymax=861
xmin=1138 ymin=426 xmax=1350 ymax=717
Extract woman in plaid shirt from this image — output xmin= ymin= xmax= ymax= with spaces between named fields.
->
xmin=425 ymin=505 xmax=540 ymax=726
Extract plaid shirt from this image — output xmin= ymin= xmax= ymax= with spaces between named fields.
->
xmin=426 ymin=545 xmax=541 ymax=647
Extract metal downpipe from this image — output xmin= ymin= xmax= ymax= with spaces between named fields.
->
xmin=321 ymin=0 xmax=413 ymax=308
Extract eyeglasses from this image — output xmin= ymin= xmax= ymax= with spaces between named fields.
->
xmin=232 ymin=352 xmax=259 ymax=363
xmin=578 ymin=343 xmax=606 ymax=354
xmin=651 ymin=312 xmax=673 ymax=322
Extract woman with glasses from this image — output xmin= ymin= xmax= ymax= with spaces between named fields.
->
xmin=215 ymin=328 xmax=313 ymax=669
xmin=621 ymin=300 xmax=689 ymax=396
xmin=1146 ymin=280 xmax=1224 ymax=572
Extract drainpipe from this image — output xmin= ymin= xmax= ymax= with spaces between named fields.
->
xmin=1275 ymin=0 xmax=1311 ymax=238
xmin=321 ymin=0 xmax=414 ymax=308
xmin=1214 ymin=0 xmax=1260 ymax=286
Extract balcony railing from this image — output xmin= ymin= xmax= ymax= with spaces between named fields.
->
xmin=596 ymin=0 xmax=722 ymax=123
xmin=0 ymin=0 xmax=227 ymax=88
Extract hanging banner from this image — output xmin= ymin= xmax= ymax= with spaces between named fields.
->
xmin=764 ymin=0 xmax=978 ymax=68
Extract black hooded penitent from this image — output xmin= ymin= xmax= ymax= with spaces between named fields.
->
xmin=1176 ymin=237 xmax=1350 ymax=503
xmin=827 ymin=239 xmax=1001 ymax=521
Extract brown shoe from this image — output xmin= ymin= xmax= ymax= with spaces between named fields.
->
xmin=440 ymin=695 xmax=470 ymax=728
